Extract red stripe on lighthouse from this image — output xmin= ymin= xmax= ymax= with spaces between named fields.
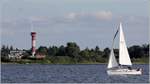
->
xmin=31 ymin=32 xmax=36 ymax=56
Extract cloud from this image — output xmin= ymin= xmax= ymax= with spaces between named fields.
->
xmin=66 ymin=12 xmax=78 ymax=20
xmin=65 ymin=11 xmax=113 ymax=21
xmin=93 ymin=11 xmax=112 ymax=20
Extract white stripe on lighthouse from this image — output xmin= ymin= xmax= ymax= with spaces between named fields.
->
xmin=33 ymin=40 xmax=36 ymax=47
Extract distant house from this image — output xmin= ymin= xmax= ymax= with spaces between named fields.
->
xmin=36 ymin=52 xmax=46 ymax=59
xmin=8 ymin=50 xmax=26 ymax=60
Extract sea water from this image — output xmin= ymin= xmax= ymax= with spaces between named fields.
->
xmin=1 ymin=64 xmax=149 ymax=83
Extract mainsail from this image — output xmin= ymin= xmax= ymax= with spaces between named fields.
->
xmin=119 ymin=22 xmax=132 ymax=66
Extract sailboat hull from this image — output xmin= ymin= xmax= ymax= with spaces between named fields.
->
xmin=107 ymin=68 xmax=142 ymax=75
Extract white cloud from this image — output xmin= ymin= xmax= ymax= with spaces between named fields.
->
xmin=65 ymin=11 xmax=113 ymax=20
xmin=66 ymin=12 xmax=78 ymax=20
xmin=93 ymin=11 xmax=112 ymax=20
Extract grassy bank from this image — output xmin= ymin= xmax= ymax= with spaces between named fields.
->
xmin=132 ymin=57 xmax=149 ymax=64
xmin=1 ymin=57 xmax=149 ymax=64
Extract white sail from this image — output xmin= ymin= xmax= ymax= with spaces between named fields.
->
xmin=119 ymin=22 xmax=132 ymax=66
xmin=107 ymin=22 xmax=142 ymax=75
xmin=107 ymin=49 xmax=118 ymax=68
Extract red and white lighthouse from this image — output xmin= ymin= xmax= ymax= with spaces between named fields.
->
xmin=31 ymin=32 xmax=36 ymax=57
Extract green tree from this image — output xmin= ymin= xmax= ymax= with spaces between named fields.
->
xmin=1 ymin=45 xmax=6 ymax=57
xmin=94 ymin=46 xmax=103 ymax=57
xmin=80 ymin=48 xmax=90 ymax=61
xmin=56 ymin=45 xmax=66 ymax=56
xmin=89 ymin=48 xmax=97 ymax=62
xmin=48 ymin=46 xmax=58 ymax=56
xmin=10 ymin=45 xmax=13 ymax=51
xmin=65 ymin=42 xmax=80 ymax=63
xmin=1 ymin=45 xmax=10 ymax=62
xmin=95 ymin=46 xmax=100 ymax=53
xmin=65 ymin=42 xmax=80 ymax=57
xmin=141 ymin=44 xmax=149 ymax=57
xmin=102 ymin=47 xmax=110 ymax=58
xmin=37 ymin=46 xmax=48 ymax=55
xmin=128 ymin=45 xmax=143 ymax=58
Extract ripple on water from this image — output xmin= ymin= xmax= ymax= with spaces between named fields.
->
xmin=1 ymin=64 xmax=149 ymax=83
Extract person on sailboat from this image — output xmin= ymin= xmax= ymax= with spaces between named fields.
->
xmin=127 ymin=66 xmax=132 ymax=70
xmin=136 ymin=68 xmax=142 ymax=71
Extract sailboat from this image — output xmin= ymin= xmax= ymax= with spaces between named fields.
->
xmin=107 ymin=22 xmax=142 ymax=75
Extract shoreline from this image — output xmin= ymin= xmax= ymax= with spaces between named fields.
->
xmin=1 ymin=62 xmax=149 ymax=65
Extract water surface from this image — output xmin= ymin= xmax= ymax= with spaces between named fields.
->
xmin=1 ymin=64 xmax=149 ymax=83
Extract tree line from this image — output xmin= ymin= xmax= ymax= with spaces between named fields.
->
xmin=1 ymin=42 xmax=149 ymax=63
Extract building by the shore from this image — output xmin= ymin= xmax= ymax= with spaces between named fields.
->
xmin=8 ymin=50 xmax=26 ymax=60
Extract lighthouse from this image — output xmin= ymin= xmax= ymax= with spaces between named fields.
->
xmin=31 ymin=32 xmax=36 ymax=57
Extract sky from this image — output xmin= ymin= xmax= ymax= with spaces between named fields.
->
xmin=1 ymin=0 xmax=149 ymax=50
